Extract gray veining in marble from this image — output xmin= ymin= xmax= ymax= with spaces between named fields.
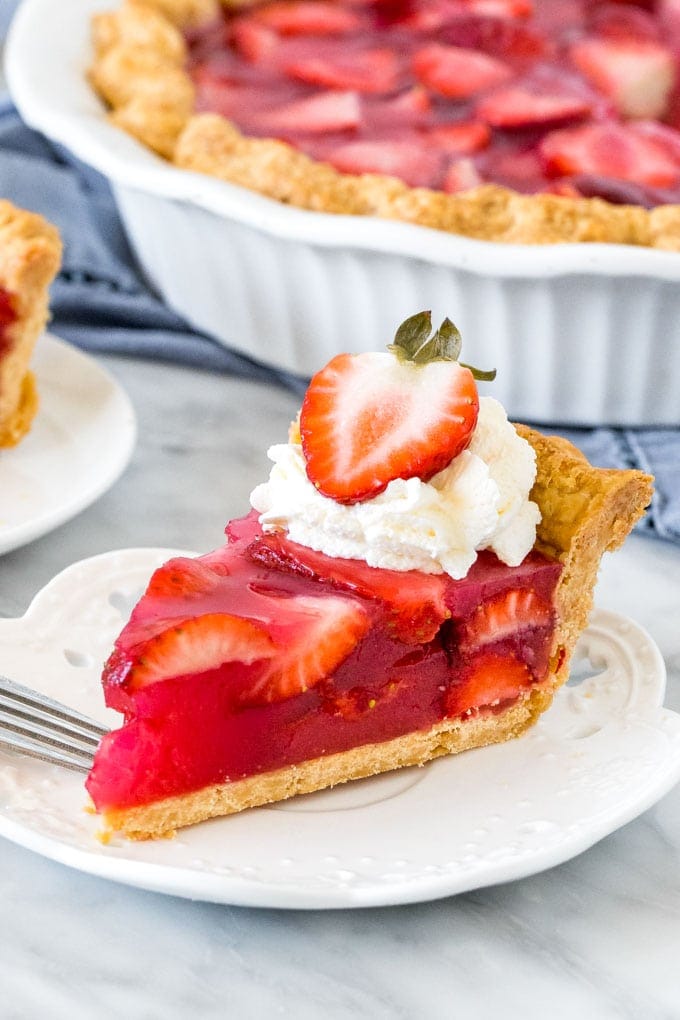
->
xmin=1 ymin=354 xmax=679 ymax=1020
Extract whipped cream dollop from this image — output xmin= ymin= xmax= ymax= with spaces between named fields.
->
xmin=250 ymin=397 xmax=540 ymax=580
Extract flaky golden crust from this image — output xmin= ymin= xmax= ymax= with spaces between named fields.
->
xmin=97 ymin=431 xmax=652 ymax=840
xmin=0 ymin=202 xmax=62 ymax=448
xmin=90 ymin=0 xmax=680 ymax=249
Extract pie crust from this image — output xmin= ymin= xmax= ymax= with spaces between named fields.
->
xmin=89 ymin=0 xmax=680 ymax=250
xmin=97 ymin=426 xmax=653 ymax=839
xmin=0 ymin=202 xmax=62 ymax=448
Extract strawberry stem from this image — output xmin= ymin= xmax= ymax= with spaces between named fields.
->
xmin=388 ymin=311 xmax=496 ymax=381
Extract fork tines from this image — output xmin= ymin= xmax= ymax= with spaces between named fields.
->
xmin=0 ymin=674 xmax=109 ymax=774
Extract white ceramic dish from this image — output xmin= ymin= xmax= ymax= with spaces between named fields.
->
xmin=1 ymin=547 xmax=679 ymax=909
xmin=0 ymin=334 xmax=136 ymax=555
xmin=7 ymin=0 xmax=680 ymax=426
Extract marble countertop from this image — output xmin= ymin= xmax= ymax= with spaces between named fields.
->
xmin=1 ymin=352 xmax=679 ymax=1020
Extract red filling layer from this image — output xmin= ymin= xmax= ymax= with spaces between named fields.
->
xmin=187 ymin=0 xmax=680 ymax=205
xmin=0 ymin=286 xmax=17 ymax=358
xmin=86 ymin=512 xmax=562 ymax=812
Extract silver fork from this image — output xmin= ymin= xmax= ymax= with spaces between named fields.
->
xmin=0 ymin=674 xmax=109 ymax=774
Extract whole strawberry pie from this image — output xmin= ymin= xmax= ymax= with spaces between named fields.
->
xmin=89 ymin=0 xmax=680 ymax=247
xmin=86 ymin=313 xmax=653 ymax=839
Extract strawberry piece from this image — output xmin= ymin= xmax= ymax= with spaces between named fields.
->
xmin=413 ymin=43 xmax=511 ymax=99
xmin=364 ymin=87 xmax=433 ymax=129
xmin=445 ymin=652 xmax=531 ymax=717
xmin=250 ymin=1 xmax=362 ymax=35
xmin=476 ymin=86 xmax=591 ymax=128
xmin=251 ymin=90 xmax=362 ymax=135
xmin=587 ymin=4 xmax=660 ymax=43
xmin=231 ymin=19 xmax=279 ymax=62
xmin=126 ymin=614 xmax=276 ymax=690
xmin=248 ymin=530 xmax=450 ymax=643
xmin=460 ymin=588 xmax=553 ymax=647
xmin=300 ymin=315 xmax=481 ymax=504
xmin=143 ymin=556 xmax=226 ymax=599
xmin=325 ymin=139 xmax=444 ymax=186
xmin=285 ymin=48 xmax=401 ymax=94
xmin=441 ymin=157 xmax=483 ymax=193
xmin=427 ymin=120 xmax=491 ymax=154
xmin=629 ymin=119 xmax=680 ymax=163
xmin=245 ymin=594 xmax=370 ymax=704
xmin=570 ymin=36 xmax=676 ymax=120
xmin=540 ymin=122 xmax=680 ymax=187
xmin=462 ymin=0 xmax=534 ymax=18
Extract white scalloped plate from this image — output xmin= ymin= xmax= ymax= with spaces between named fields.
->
xmin=1 ymin=548 xmax=680 ymax=909
xmin=0 ymin=335 xmax=136 ymax=554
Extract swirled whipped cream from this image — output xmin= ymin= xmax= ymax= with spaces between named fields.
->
xmin=250 ymin=397 xmax=540 ymax=580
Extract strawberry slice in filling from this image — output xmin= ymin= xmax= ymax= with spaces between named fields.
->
xmin=0 ymin=287 xmax=17 ymax=357
xmin=86 ymin=513 xmax=562 ymax=814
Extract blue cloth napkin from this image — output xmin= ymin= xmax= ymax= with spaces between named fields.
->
xmin=0 ymin=91 xmax=677 ymax=541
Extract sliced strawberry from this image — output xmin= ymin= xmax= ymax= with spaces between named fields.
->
xmin=300 ymin=313 xmax=483 ymax=504
xmin=427 ymin=120 xmax=491 ymax=155
xmin=364 ymin=87 xmax=433 ymax=129
xmin=442 ymin=15 xmax=552 ymax=64
xmin=587 ymin=4 xmax=660 ymax=43
xmin=476 ymin=86 xmax=591 ymax=128
xmin=325 ymin=139 xmax=444 ymax=186
xmin=250 ymin=1 xmax=362 ymax=36
xmin=629 ymin=119 xmax=680 ymax=163
xmin=570 ymin=36 xmax=676 ymax=120
xmin=285 ymin=48 xmax=401 ymax=94
xmin=460 ymin=588 xmax=553 ymax=647
xmin=126 ymin=614 xmax=276 ymax=690
xmin=462 ymin=0 xmax=534 ymax=18
xmin=540 ymin=122 xmax=680 ymax=187
xmin=143 ymin=557 xmax=226 ymax=599
xmin=445 ymin=651 xmax=531 ymax=717
xmin=248 ymin=530 xmax=450 ymax=643
xmin=245 ymin=594 xmax=370 ymax=703
xmin=478 ymin=146 xmax=545 ymax=190
xmin=413 ymin=43 xmax=511 ymax=99
xmin=251 ymin=90 xmax=362 ymax=135
xmin=441 ymin=157 xmax=483 ymax=193
xmin=231 ymin=19 xmax=279 ymax=63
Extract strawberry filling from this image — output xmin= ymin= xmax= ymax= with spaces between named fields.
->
xmin=86 ymin=511 xmax=562 ymax=813
xmin=187 ymin=0 xmax=680 ymax=204
xmin=0 ymin=287 xmax=17 ymax=358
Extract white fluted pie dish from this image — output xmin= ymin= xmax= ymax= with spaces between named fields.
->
xmin=7 ymin=0 xmax=680 ymax=425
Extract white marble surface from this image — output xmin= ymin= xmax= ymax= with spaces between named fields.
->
xmin=1 ymin=353 xmax=680 ymax=1019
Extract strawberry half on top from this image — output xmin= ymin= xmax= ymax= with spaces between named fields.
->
xmin=299 ymin=311 xmax=495 ymax=505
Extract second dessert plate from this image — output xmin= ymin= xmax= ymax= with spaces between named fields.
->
xmin=0 ymin=334 xmax=136 ymax=555
xmin=0 ymin=548 xmax=679 ymax=910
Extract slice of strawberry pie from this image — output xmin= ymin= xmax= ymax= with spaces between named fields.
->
xmin=0 ymin=202 xmax=62 ymax=448
xmin=86 ymin=313 xmax=653 ymax=839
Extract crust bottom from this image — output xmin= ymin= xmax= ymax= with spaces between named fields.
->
xmin=99 ymin=685 xmax=554 ymax=840
xmin=0 ymin=371 xmax=39 ymax=448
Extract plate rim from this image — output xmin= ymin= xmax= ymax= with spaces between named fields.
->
xmin=0 ymin=333 xmax=137 ymax=555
